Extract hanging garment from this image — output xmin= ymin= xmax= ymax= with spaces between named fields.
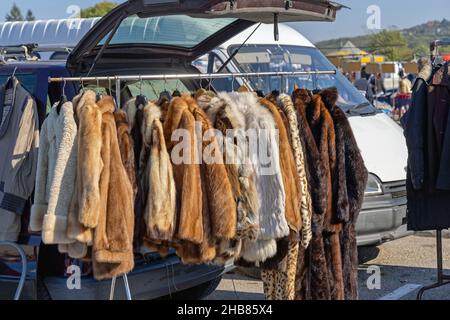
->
xmin=114 ymin=110 xmax=137 ymax=197
xmin=92 ymin=96 xmax=135 ymax=280
xmin=124 ymin=98 xmax=146 ymax=251
xmin=319 ymin=87 xmax=368 ymax=300
xmin=30 ymin=102 xmax=78 ymax=245
xmin=259 ymin=93 xmax=313 ymax=300
xmin=259 ymin=97 xmax=302 ymax=235
xmin=139 ymin=101 xmax=176 ymax=245
xmin=293 ymin=88 xmax=334 ymax=300
xmin=197 ymin=92 xmax=260 ymax=264
xmin=404 ymin=62 xmax=450 ymax=231
xmin=164 ymin=94 xmax=236 ymax=264
xmin=218 ymin=92 xmax=288 ymax=263
xmin=277 ymin=94 xmax=312 ymax=248
xmin=0 ymin=77 xmax=39 ymax=241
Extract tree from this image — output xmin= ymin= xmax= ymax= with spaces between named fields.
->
xmin=5 ymin=3 xmax=24 ymax=22
xmin=26 ymin=9 xmax=35 ymax=21
xmin=80 ymin=1 xmax=118 ymax=18
xmin=368 ymin=30 xmax=413 ymax=61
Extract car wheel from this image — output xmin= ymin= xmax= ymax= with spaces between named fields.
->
xmin=358 ymin=246 xmax=380 ymax=264
xmin=36 ymin=277 xmax=52 ymax=300
xmin=168 ymin=276 xmax=222 ymax=300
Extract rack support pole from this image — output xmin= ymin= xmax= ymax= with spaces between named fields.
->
xmin=416 ymin=230 xmax=450 ymax=300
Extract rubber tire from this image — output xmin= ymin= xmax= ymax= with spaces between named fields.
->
xmin=36 ymin=277 xmax=52 ymax=300
xmin=168 ymin=276 xmax=222 ymax=300
xmin=358 ymin=246 xmax=380 ymax=264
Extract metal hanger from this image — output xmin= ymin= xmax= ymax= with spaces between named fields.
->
xmin=56 ymin=79 xmax=68 ymax=115
xmin=172 ymin=78 xmax=181 ymax=97
xmin=95 ymin=77 xmax=102 ymax=102
xmin=5 ymin=66 xmax=18 ymax=90
xmin=135 ymin=76 xmax=148 ymax=107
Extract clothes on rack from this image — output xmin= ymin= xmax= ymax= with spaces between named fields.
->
xmin=27 ymin=75 xmax=366 ymax=298
xmin=0 ymin=77 xmax=39 ymax=241
xmin=31 ymin=91 xmax=135 ymax=280
xmin=403 ymin=60 xmax=450 ymax=231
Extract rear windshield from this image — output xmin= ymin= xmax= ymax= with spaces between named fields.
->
xmin=228 ymin=44 xmax=376 ymax=113
xmin=100 ymin=15 xmax=236 ymax=48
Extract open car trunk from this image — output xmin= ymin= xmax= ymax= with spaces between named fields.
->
xmin=67 ymin=0 xmax=343 ymax=73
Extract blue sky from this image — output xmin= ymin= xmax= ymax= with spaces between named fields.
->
xmin=1 ymin=0 xmax=449 ymax=42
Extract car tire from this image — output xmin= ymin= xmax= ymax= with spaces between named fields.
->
xmin=168 ymin=276 xmax=222 ymax=300
xmin=36 ymin=277 xmax=52 ymax=300
xmin=358 ymin=246 xmax=380 ymax=264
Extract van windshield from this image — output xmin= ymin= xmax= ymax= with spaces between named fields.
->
xmin=228 ymin=44 xmax=377 ymax=114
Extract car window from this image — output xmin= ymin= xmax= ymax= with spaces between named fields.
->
xmin=99 ymin=15 xmax=236 ymax=49
xmin=192 ymin=54 xmax=240 ymax=92
xmin=0 ymin=73 xmax=37 ymax=95
xmin=126 ymin=79 xmax=189 ymax=101
xmin=228 ymin=45 xmax=376 ymax=113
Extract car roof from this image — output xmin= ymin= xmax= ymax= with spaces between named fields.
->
xmin=0 ymin=60 xmax=67 ymax=73
xmin=220 ymin=23 xmax=315 ymax=49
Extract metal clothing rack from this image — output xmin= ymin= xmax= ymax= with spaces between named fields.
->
xmin=0 ymin=241 xmax=28 ymax=300
xmin=417 ymin=40 xmax=450 ymax=300
xmin=48 ymin=70 xmax=337 ymax=108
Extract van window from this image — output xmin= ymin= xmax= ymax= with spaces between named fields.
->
xmin=228 ymin=44 xmax=377 ymax=113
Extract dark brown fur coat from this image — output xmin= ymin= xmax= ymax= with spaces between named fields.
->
xmin=319 ymin=87 xmax=368 ymax=300
xmin=293 ymin=88 xmax=367 ymax=300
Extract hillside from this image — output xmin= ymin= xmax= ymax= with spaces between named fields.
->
xmin=316 ymin=19 xmax=450 ymax=57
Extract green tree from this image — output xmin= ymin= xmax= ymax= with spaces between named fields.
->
xmin=5 ymin=3 xmax=24 ymax=22
xmin=369 ymin=30 xmax=413 ymax=61
xmin=25 ymin=9 xmax=35 ymax=21
xmin=80 ymin=1 xmax=118 ymax=18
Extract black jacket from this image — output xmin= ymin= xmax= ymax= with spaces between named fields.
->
xmin=403 ymin=63 xmax=450 ymax=231
xmin=401 ymin=64 xmax=431 ymax=190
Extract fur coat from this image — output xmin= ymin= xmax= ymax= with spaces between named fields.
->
xmin=293 ymin=88 xmax=367 ymax=300
xmin=92 ymin=96 xmax=135 ymax=280
xmin=293 ymin=88 xmax=337 ymax=300
xmin=114 ymin=110 xmax=137 ymax=197
xmin=277 ymin=94 xmax=312 ymax=248
xmin=64 ymin=91 xmax=134 ymax=279
xmin=217 ymin=92 xmax=289 ymax=263
xmin=319 ymin=87 xmax=368 ymax=300
xmin=163 ymin=94 xmax=236 ymax=264
xmin=141 ymin=101 xmax=177 ymax=244
xmin=30 ymin=101 xmax=78 ymax=245
xmin=197 ymin=92 xmax=260 ymax=264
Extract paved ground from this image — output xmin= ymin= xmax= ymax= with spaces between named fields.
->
xmin=205 ymin=234 xmax=450 ymax=300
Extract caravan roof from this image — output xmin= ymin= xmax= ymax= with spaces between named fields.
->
xmin=0 ymin=18 xmax=100 ymax=48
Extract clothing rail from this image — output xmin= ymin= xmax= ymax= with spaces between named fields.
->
xmin=48 ymin=70 xmax=337 ymax=83
xmin=48 ymin=70 xmax=337 ymax=108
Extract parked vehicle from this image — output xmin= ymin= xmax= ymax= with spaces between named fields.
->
xmin=0 ymin=0 xmax=344 ymax=300
xmin=195 ymin=23 xmax=411 ymax=247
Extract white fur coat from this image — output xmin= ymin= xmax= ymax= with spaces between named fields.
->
xmin=217 ymin=92 xmax=289 ymax=262
xmin=30 ymin=102 xmax=78 ymax=245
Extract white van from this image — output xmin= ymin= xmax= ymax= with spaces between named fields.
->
xmin=196 ymin=24 xmax=410 ymax=246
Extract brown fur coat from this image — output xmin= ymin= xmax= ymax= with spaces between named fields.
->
xmin=163 ymin=95 xmax=236 ymax=264
xmin=293 ymin=88 xmax=342 ymax=300
xmin=319 ymin=88 xmax=368 ymax=300
xmin=293 ymin=88 xmax=367 ymax=300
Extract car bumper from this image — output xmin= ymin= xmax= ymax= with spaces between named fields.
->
xmin=356 ymin=193 xmax=411 ymax=246
xmin=43 ymin=255 xmax=233 ymax=300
